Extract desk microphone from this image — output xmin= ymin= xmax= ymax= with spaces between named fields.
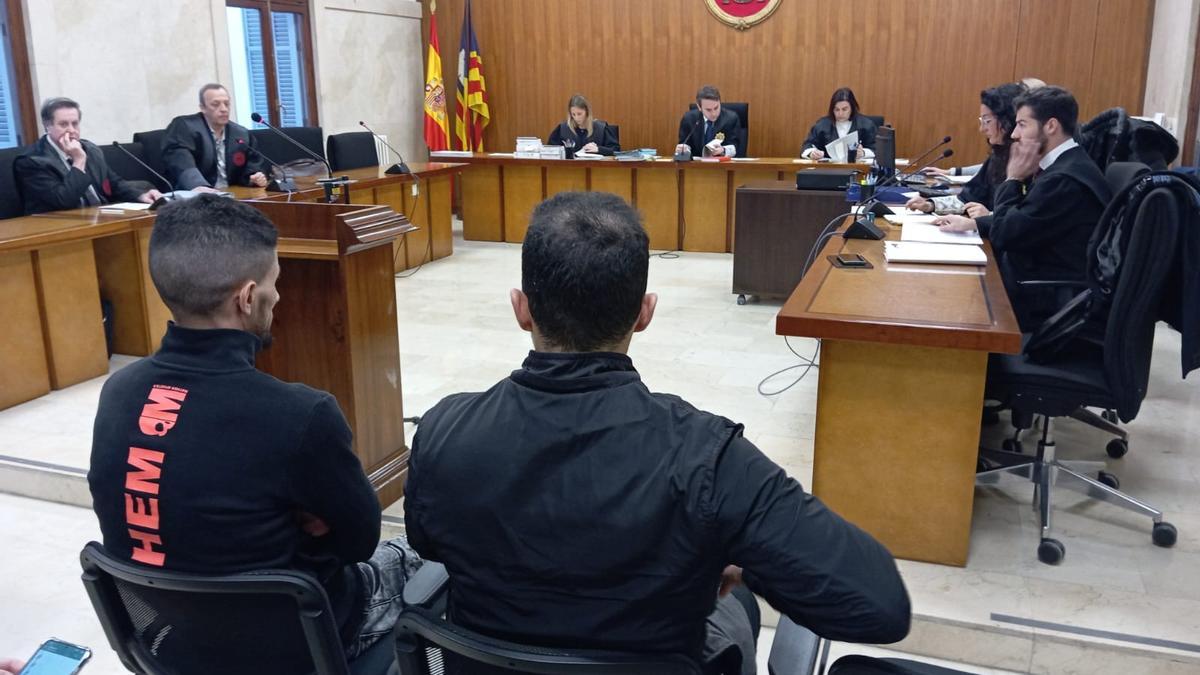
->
xmin=109 ymin=141 xmax=194 ymax=210
xmin=239 ymin=138 xmax=298 ymax=193
xmin=855 ymin=148 xmax=954 ymax=222
xmin=358 ymin=121 xmax=411 ymax=174
xmin=250 ymin=112 xmax=334 ymax=179
xmin=674 ymin=118 xmax=702 ymax=162
xmin=895 ymin=136 xmax=952 ymax=180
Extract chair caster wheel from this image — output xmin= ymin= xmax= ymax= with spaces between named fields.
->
xmin=1106 ymin=438 xmax=1129 ymax=459
xmin=1153 ymin=522 xmax=1177 ymax=548
xmin=1002 ymin=438 xmax=1024 ymax=454
xmin=1097 ymin=471 xmax=1120 ymax=490
xmin=736 ymin=294 xmax=747 ymax=306
xmin=1038 ymin=538 xmax=1066 ymax=565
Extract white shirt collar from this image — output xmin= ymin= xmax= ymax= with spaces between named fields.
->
xmin=836 ymin=120 xmax=851 ymax=136
xmin=1039 ymin=138 xmax=1078 ymax=171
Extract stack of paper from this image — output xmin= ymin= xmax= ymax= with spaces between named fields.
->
xmin=883 ymin=213 xmax=938 ymax=225
xmin=883 ymin=241 xmax=986 ymax=265
xmin=429 ymin=150 xmax=474 ymax=158
xmin=99 ymin=202 xmax=152 ymax=212
xmin=899 ymin=222 xmax=983 ymax=246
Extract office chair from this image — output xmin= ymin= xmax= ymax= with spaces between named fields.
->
xmin=251 ymin=126 xmax=326 ymax=164
xmin=327 ymin=131 xmax=379 ymax=172
xmin=608 ymin=124 xmax=620 ymax=148
xmin=976 ymin=178 xmax=1182 ymax=564
xmin=688 ymin=102 xmax=749 ymax=156
xmin=0 ymin=145 xmax=28 ymax=219
xmin=863 ymin=115 xmax=885 ymax=128
xmin=79 ymin=542 xmax=398 ymax=675
xmin=131 ymin=129 xmax=169 ymax=179
xmin=101 ymin=142 xmax=161 ymax=187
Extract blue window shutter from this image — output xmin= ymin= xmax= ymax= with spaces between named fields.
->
xmin=0 ymin=19 xmax=18 ymax=148
xmin=271 ymin=12 xmax=306 ymax=127
xmin=243 ymin=10 xmax=270 ymax=126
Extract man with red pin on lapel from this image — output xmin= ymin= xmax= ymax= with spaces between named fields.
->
xmin=162 ymin=83 xmax=269 ymax=192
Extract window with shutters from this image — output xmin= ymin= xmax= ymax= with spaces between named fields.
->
xmin=0 ymin=0 xmax=34 ymax=149
xmin=225 ymin=0 xmax=317 ymax=129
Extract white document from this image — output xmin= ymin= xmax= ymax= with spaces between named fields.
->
xmin=945 ymin=174 xmax=973 ymax=184
xmin=883 ymin=241 xmax=986 ymax=265
xmin=573 ymin=150 xmax=603 ymax=159
xmin=731 ymin=157 xmax=758 ymax=162
xmin=824 ymin=131 xmax=858 ymax=163
xmin=99 ymin=202 xmax=152 ymax=212
xmin=883 ymin=213 xmax=938 ymax=225
xmin=900 ymin=222 xmax=983 ymax=246
xmin=429 ymin=150 xmax=474 ymax=158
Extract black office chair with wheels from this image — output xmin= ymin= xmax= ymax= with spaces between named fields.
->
xmin=688 ymin=102 xmax=749 ymax=156
xmin=251 ymin=126 xmax=325 ymax=164
xmin=79 ymin=541 xmax=397 ymax=675
xmin=101 ymin=142 xmax=161 ymax=187
xmin=131 ymin=129 xmax=169 ymax=179
xmin=863 ymin=115 xmax=885 ymax=128
xmin=327 ymin=131 xmax=379 ymax=172
xmin=1 ymin=145 xmax=28 ymax=219
xmin=976 ymin=176 xmax=1185 ymax=564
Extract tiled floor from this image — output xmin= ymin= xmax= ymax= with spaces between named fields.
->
xmin=1 ymin=228 xmax=1198 ymax=673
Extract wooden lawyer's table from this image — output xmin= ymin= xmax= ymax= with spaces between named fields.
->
xmin=776 ymin=219 xmax=1021 ymax=566
xmin=450 ymin=153 xmax=866 ymax=252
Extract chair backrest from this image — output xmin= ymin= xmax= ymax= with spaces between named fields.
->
xmin=608 ymin=124 xmax=620 ymax=146
xmin=251 ymin=126 xmax=326 ymax=164
xmin=1101 ymin=186 xmax=1182 ymax=420
xmin=79 ymin=541 xmax=352 ymax=675
xmin=0 ymin=145 xmax=28 ymax=220
xmin=131 ymin=129 xmax=169 ymax=179
xmin=393 ymin=605 xmax=701 ymax=675
xmin=101 ymin=142 xmax=162 ymax=187
xmin=863 ymin=114 xmax=885 ymax=128
xmin=1104 ymin=161 xmax=1149 ymax=196
xmin=327 ymin=131 xmax=378 ymax=171
xmin=688 ymin=102 xmax=749 ymax=156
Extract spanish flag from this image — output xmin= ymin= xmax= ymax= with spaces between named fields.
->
xmin=455 ymin=0 xmax=490 ymax=151
xmin=423 ymin=5 xmax=450 ymax=152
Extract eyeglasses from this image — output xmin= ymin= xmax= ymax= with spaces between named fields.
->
xmin=978 ymin=115 xmax=996 ymax=127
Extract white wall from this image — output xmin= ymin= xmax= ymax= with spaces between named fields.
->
xmin=20 ymin=0 xmax=425 ymax=163
xmin=1143 ymin=0 xmax=1200 ymax=159
xmin=24 ymin=0 xmax=231 ymax=142
xmin=310 ymin=0 xmax=426 ymax=163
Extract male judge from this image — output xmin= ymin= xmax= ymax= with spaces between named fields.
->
xmin=675 ymin=85 xmax=742 ymax=158
xmin=162 ymin=83 xmax=269 ymax=192
xmin=935 ymin=86 xmax=1111 ymax=329
xmin=14 ymin=97 xmax=162 ymax=215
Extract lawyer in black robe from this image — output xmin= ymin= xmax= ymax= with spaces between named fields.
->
xmin=547 ymin=119 xmax=621 ymax=156
xmin=15 ymin=135 xmax=156 ymax=215
xmin=162 ymin=112 xmax=269 ymax=190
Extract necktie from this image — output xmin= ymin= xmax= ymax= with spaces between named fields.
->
xmin=66 ymin=156 xmax=102 ymax=206
xmin=704 ymin=121 xmax=715 ymax=144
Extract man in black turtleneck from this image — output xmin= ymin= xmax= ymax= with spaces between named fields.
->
xmin=405 ymin=191 xmax=911 ymax=675
xmin=88 ymin=196 xmax=420 ymax=663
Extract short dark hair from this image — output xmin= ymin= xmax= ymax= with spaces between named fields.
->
xmin=1014 ymin=85 xmax=1079 ymax=137
xmin=696 ymin=85 xmax=722 ymax=104
xmin=827 ymin=87 xmax=860 ymax=120
xmin=198 ymin=83 xmax=228 ymax=106
xmin=522 ymin=192 xmax=649 ymax=352
xmin=40 ymin=97 xmax=80 ymax=126
xmin=149 ymin=196 xmax=278 ymax=319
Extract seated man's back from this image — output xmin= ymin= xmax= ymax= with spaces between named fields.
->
xmin=406 ymin=192 xmax=910 ymax=673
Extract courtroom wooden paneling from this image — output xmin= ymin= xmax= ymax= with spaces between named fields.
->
xmin=545 ymin=166 xmax=587 ymax=198
xmin=32 ymin=241 xmax=108 ymax=388
xmin=426 ymin=175 xmax=454 ymax=261
xmin=0 ymin=251 xmax=51 ymax=409
xmin=137 ymin=229 xmax=172 ymax=353
xmin=426 ymin=0 xmax=1152 ymax=168
xmin=590 ymin=167 xmax=634 ymax=202
xmin=462 ymin=165 xmax=504 ymax=241
xmin=94 ymin=232 xmax=152 ymax=356
xmin=681 ymin=170 xmax=728 ymax=252
xmin=502 ymin=165 xmax=543 ymax=243
xmin=729 ymin=169 xmax=784 ymax=252
xmin=635 ymin=168 xmax=680 ymax=251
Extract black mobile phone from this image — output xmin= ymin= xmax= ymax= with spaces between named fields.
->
xmin=833 ymin=253 xmax=870 ymax=268
xmin=19 ymin=639 xmax=91 ymax=675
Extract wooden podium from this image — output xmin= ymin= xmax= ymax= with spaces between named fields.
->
xmin=247 ymin=200 xmax=416 ymax=508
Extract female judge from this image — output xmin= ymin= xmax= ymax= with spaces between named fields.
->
xmin=906 ymin=82 xmax=1026 ymax=219
xmin=547 ymin=94 xmax=620 ymax=156
xmin=800 ymin=87 xmax=877 ymax=160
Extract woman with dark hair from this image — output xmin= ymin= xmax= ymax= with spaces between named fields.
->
xmin=907 ymin=82 xmax=1026 ymax=218
xmin=800 ymin=87 xmax=878 ymax=160
xmin=547 ymin=94 xmax=620 ymax=156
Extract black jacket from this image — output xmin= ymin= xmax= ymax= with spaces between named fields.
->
xmin=88 ymin=324 xmax=381 ymax=645
xmin=980 ymin=145 xmax=1112 ymax=329
xmin=405 ymin=351 xmax=910 ymax=664
xmin=547 ymin=120 xmax=621 ymax=156
xmin=14 ymin=135 xmax=153 ymax=215
xmin=678 ymin=108 xmax=743 ymax=157
xmin=162 ymin=113 xmax=268 ymax=189
xmin=801 ymin=115 xmax=878 ymax=155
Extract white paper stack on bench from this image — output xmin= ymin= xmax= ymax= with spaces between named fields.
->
xmin=899 ymin=222 xmax=983 ymax=246
xmin=883 ymin=241 xmax=986 ymax=265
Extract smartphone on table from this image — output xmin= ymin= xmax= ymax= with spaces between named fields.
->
xmin=18 ymin=639 xmax=91 ymax=675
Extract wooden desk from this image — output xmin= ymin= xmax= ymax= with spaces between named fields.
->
xmin=776 ymin=220 xmax=1021 ymax=566
xmin=450 ymin=153 xmax=866 ymax=252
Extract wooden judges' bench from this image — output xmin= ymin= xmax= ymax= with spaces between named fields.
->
xmin=451 ymin=154 xmax=867 ymax=252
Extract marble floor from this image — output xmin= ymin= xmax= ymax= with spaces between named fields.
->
xmin=1 ymin=227 xmax=1198 ymax=673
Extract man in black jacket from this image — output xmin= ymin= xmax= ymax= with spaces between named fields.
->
xmin=676 ymin=85 xmax=742 ymax=158
xmin=936 ymin=86 xmax=1112 ymax=329
xmin=14 ymin=97 xmax=161 ymax=215
xmin=406 ymin=191 xmax=910 ymax=674
xmin=162 ymin=83 xmax=269 ymax=191
xmin=88 ymin=196 xmax=420 ymax=662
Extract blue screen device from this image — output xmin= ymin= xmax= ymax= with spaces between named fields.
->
xmin=19 ymin=639 xmax=91 ymax=675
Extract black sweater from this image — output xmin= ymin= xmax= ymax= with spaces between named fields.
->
xmin=88 ymin=323 xmax=381 ymax=644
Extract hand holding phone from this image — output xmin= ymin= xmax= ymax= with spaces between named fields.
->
xmin=18 ymin=639 xmax=90 ymax=675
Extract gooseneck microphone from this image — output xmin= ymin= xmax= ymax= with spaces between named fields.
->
xmin=358 ymin=121 xmax=411 ymax=175
xmin=250 ymin=112 xmax=334 ymax=179
xmin=240 ymin=139 xmax=297 ymax=193
xmin=109 ymin=141 xmax=194 ymax=210
xmin=898 ymin=136 xmax=953 ymax=179
xmin=674 ymin=118 xmax=702 ymax=162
